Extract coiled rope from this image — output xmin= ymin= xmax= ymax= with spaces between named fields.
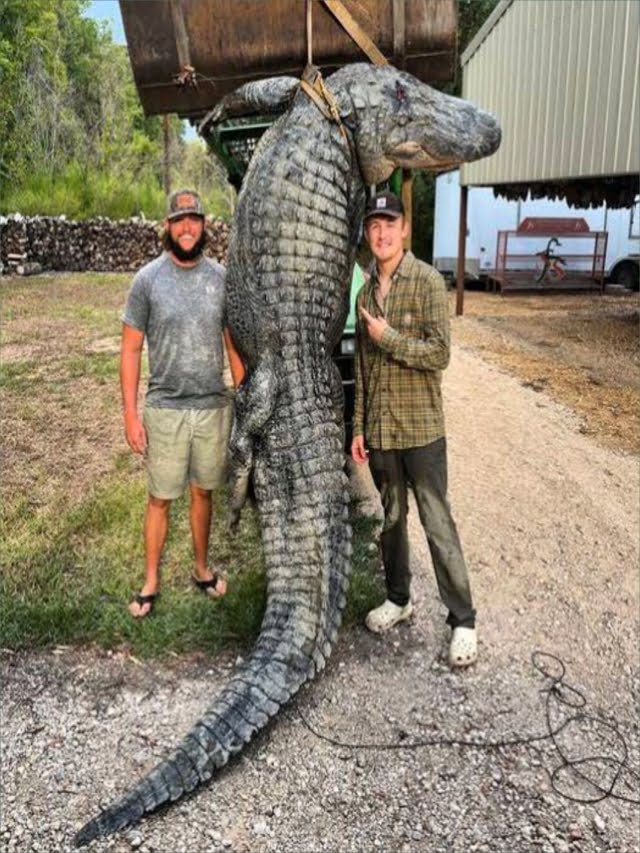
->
xmin=294 ymin=650 xmax=639 ymax=806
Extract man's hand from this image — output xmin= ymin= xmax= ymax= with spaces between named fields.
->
xmin=351 ymin=434 xmax=368 ymax=465
xmin=359 ymin=305 xmax=389 ymax=344
xmin=124 ymin=411 xmax=147 ymax=454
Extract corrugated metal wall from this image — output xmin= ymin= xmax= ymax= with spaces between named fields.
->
xmin=460 ymin=0 xmax=639 ymax=186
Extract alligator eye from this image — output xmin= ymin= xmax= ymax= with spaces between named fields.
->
xmin=395 ymin=81 xmax=408 ymax=103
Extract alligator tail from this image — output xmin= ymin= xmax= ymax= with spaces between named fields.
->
xmin=75 ymin=470 xmax=351 ymax=846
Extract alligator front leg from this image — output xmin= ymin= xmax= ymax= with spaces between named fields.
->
xmin=201 ymin=76 xmax=300 ymax=127
xmin=229 ymin=353 xmax=278 ymax=529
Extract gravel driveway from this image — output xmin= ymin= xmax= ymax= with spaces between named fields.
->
xmin=3 ymin=345 xmax=639 ymax=853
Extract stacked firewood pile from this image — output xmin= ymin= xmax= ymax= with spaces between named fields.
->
xmin=0 ymin=215 xmax=230 ymax=275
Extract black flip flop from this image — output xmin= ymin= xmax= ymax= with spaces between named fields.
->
xmin=192 ymin=573 xmax=226 ymax=598
xmin=130 ymin=592 xmax=158 ymax=618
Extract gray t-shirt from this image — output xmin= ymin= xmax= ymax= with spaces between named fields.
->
xmin=123 ymin=253 xmax=230 ymax=409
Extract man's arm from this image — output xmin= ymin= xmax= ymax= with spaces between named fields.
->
xmin=351 ymin=293 xmax=368 ymax=465
xmin=120 ymin=323 xmax=147 ymax=454
xmin=223 ymin=327 xmax=246 ymax=388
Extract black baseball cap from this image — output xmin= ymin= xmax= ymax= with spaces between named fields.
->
xmin=363 ymin=191 xmax=405 ymax=222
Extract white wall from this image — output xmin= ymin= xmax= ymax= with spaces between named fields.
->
xmin=434 ymin=170 xmax=639 ymax=276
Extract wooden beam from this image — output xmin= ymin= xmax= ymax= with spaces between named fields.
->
xmin=455 ymin=184 xmax=468 ymax=316
xmin=392 ymin=0 xmax=406 ymax=69
xmin=169 ymin=0 xmax=191 ymax=69
xmin=322 ymin=0 xmax=388 ymax=65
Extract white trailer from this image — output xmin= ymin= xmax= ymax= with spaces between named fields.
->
xmin=433 ymin=170 xmax=640 ymax=289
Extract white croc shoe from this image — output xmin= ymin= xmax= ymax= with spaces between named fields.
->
xmin=365 ymin=599 xmax=414 ymax=633
xmin=449 ymin=627 xmax=478 ymax=668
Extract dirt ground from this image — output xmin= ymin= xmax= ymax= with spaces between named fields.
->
xmin=3 ymin=274 xmax=639 ymax=851
xmin=450 ymin=288 xmax=640 ymax=453
xmin=0 ymin=273 xmax=130 ymax=513
xmin=1 ymin=276 xmax=638 ymax=517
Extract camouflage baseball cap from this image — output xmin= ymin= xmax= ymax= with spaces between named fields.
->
xmin=166 ymin=188 xmax=205 ymax=220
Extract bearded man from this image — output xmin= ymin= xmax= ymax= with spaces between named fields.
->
xmin=120 ymin=189 xmax=244 ymax=618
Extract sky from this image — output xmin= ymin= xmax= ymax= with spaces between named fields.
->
xmin=85 ymin=1 xmax=126 ymax=44
xmin=84 ymin=1 xmax=198 ymax=139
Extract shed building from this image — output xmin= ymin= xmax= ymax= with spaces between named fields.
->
xmin=461 ymin=0 xmax=638 ymax=205
xmin=454 ymin=0 xmax=639 ymax=311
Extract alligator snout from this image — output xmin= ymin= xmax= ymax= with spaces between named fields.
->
xmin=474 ymin=107 xmax=502 ymax=156
xmin=422 ymin=96 xmax=501 ymax=166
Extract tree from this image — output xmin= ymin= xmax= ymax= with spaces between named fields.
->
xmin=0 ymin=0 xmax=190 ymax=218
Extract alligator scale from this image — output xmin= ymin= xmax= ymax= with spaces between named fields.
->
xmin=75 ymin=64 xmax=500 ymax=845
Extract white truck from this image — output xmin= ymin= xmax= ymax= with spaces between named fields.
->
xmin=433 ymin=170 xmax=639 ymax=289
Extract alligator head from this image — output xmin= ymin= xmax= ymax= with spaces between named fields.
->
xmin=331 ymin=63 xmax=501 ymax=185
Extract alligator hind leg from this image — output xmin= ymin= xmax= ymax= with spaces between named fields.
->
xmin=229 ymin=353 xmax=278 ymax=529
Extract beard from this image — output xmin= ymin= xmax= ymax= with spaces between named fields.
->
xmin=166 ymin=230 xmax=206 ymax=262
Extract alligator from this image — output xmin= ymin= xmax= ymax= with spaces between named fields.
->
xmin=75 ymin=63 xmax=500 ymax=846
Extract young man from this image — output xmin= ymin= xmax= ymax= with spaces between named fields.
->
xmin=351 ymin=191 xmax=477 ymax=667
xmin=121 ymin=189 xmax=244 ymax=618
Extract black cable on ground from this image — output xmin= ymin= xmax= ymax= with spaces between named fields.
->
xmin=293 ymin=650 xmax=639 ymax=806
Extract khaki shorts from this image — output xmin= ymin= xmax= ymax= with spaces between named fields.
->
xmin=143 ymin=405 xmax=233 ymax=499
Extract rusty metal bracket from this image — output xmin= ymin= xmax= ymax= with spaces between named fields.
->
xmin=173 ymin=64 xmax=198 ymax=88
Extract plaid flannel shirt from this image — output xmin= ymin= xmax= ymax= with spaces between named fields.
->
xmin=353 ymin=251 xmax=450 ymax=450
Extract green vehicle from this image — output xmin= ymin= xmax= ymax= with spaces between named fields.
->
xmin=333 ymin=263 xmax=365 ymax=450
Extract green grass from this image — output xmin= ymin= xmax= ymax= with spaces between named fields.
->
xmin=0 ymin=360 xmax=39 ymax=393
xmin=65 ymin=352 xmax=119 ymax=382
xmin=0 ymin=476 xmax=382 ymax=658
xmin=1 ymin=271 xmax=382 ymax=659
xmin=0 ymin=165 xmax=232 ymax=221
xmin=0 ymin=165 xmax=166 ymax=220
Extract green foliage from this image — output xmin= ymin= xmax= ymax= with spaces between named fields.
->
xmin=411 ymin=171 xmax=436 ymax=263
xmin=0 ymin=161 xmax=167 ymax=219
xmin=174 ymin=139 xmax=234 ymax=221
xmin=411 ymin=0 xmax=500 ymax=261
xmin=0 ymin=0 xmax=232 ymax=220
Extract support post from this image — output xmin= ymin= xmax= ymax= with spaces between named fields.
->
xmin=455 ymin=184 xmax=468 ymax=316
xmin=401 ymin=169 xmax=412 ymax=251
xmin=163 ymin=115 xmax=171 ymax=196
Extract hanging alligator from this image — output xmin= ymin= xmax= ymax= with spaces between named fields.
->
xmin=75 ymin=63 xmax=500 ymax=846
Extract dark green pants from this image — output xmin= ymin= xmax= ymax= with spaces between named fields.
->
xmin=369 ymin=438 xmax=475 ymax=629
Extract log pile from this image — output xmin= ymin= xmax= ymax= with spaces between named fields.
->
xmin=0 ymin=215 xmax=230 ymax=275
